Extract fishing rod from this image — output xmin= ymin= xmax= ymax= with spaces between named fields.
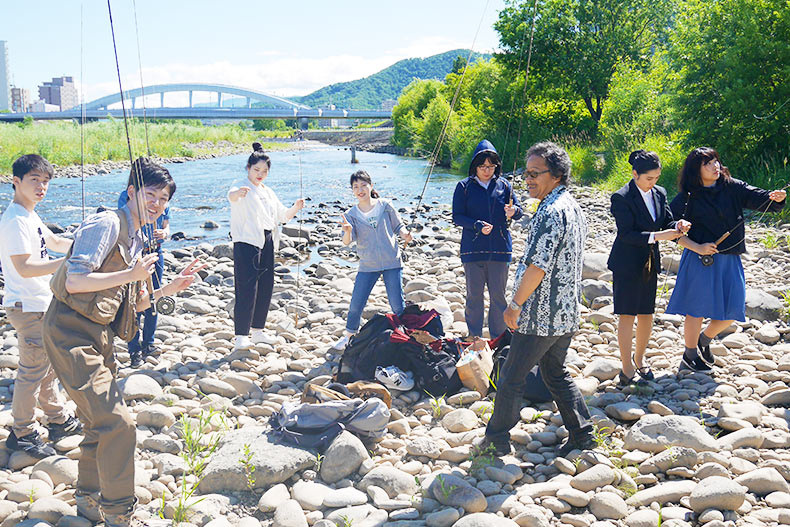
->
xmin=107 ymin=0 xmax=158 ymax=315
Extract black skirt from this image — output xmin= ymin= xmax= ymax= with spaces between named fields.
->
xmin=612 ymin=268 xmax=658 ymax=315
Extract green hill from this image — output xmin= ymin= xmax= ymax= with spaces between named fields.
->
xmin=293 ymin=49 xmax=491 ymax=110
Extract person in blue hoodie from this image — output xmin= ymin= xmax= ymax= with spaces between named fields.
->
xmin=453 ymin=140 xmax=523 ymax=339
xmin=333 ymin=170 xmax=413 ymax=350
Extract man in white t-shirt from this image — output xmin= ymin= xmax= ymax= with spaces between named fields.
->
xmin=0 ymin=154 xmax=82 ymax=458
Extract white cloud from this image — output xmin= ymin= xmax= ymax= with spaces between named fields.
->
xmin=81 ymin=37 xmax=501 ymax=105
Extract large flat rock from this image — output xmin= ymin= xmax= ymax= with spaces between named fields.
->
xmin=623 ymin=415 xmax=717 ymax=453
xmin=198 ymin=426 xmax=315 ymax=493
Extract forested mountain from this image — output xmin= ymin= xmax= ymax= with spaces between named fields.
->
xmin=292 ymin=49 xmax=490 ymax=109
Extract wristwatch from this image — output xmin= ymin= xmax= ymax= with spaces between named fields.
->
xmin=508 ymin=300 xmax=523 ymax=311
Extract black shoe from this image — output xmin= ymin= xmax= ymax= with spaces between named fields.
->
xmin=142 ymin=344 xmax=161 ymax=357
xmin=48 ymin=416 xmax=83 ymax=442
xmin=697 ymin=337 xmax=715 ymax=366
xmin=618 ymin=371 xmax=636 ymax=387
xmin=558 ymin=435 xmax=596 ymax=458
xmin=5 ymin=430 xmax=56 ymax=459
xmin=632 ymin=353 xmax=654 ymax=381
xmin=680 ymin=354 xmax=713 ymax=373
xmin=129 ymin=352 xmax=143 ymax=368
xmin=474 ymin=435 xmax=512 ymax=457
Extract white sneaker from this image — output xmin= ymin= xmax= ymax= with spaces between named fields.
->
xmin=251 ymin=330 xmax=277 ymax=346
xmin=375 ymin=365 xmax=415 ymax=391
xmin=332 ymin=333 xmax=352 ymax=351
xmin=234 ymin=335 xmax=253 ymax=350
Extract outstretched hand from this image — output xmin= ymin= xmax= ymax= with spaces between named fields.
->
xmin=169 ymin=258 xmax=209 ymax=293
xmin=769 ymin=189 xmax=787 ymax=202
xmin=676 ymin=219 xmax=692 ymax=234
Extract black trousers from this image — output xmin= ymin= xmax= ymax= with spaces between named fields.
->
xmin=233 ymin=235 xmax=274 ymax=336
xmin=486 ymin=331 xmax=593 ymax=444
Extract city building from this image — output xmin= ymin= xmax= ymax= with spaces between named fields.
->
xmin=11 ymin=86 xmax=29 ymax=113
xmin=319 ymin=103 xmax=338 ymax=128
xmin=29 ymin=99 xmax=59 ymax=112
xmin=0 ymin=41 xmax=10 ymax=111
xmin=38 ymin=76 xmax=78 ymax=111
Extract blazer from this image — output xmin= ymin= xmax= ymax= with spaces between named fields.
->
xmin=607 ymin=180 xmax=676 ymax=275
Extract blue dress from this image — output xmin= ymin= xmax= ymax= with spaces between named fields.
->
xmin=665 ymin=249 xmax=745 ymax=321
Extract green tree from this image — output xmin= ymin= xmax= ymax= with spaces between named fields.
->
xmin=670 ymin=0 xmax=790 ymax=168
xmin=451 ymin=55 xmax=468 ymax=74
xmin=392 ymin=79 xmax=444 ymax=151
xmin=495 ymin=0 xmax=675 ymax=125
xmin=599 ymin=53 xmax=678 ymax=152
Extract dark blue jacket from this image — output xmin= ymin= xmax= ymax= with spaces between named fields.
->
xmin=452 ymin=140 xmax=523 ymax=263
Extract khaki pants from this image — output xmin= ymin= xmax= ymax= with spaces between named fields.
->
xmin=43 ymin=299 xmax=136 ymax=515
xmin=7 ymin=305 xmax=69 ymax=437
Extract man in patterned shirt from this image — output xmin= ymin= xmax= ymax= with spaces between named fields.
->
xmin=479 ymin=141 xmax=595 ymax=458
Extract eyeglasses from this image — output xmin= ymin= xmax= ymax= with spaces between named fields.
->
xmin=525 ymin=169 xmax=551 ymax=179
xmin=477 ymin=164 xmax=497 ymax=171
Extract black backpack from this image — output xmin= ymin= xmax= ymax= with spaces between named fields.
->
xmin=335 ymin=314 xmax=395 ymax=383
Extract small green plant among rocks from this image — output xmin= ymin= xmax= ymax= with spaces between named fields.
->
xmin=760 ymin=231 xmax=781 ymax=249
xmin=780 ymin=290 xmax=790 ymax=320
xmin=340 ymin=515 xmax=354 ymax=527
xmin=426 ymin=391 xmax=446 ymax=418
xmin=160 ymin=408 xmax=228 ymax=525
xmin=314 ymin=453 xmax=325 ymax=472
xmin=469 ymin=442 xmax=497 ymax=473
xmin=435 ymin=474 xmax=457 ymax=499
xmin=240 ymin=443 xmax=257 ymax=492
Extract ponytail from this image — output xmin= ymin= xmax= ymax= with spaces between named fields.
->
xmin=247 ymin=142 xmax=271 ymax=169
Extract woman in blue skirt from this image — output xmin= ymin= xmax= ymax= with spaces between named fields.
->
xmin=666 ymin=147 xmax=786 ymax=372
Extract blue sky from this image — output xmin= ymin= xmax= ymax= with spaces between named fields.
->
xmin=2 ymin=0 xmax=506 ymax=104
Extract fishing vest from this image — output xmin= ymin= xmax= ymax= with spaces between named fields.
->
xmin=50 ymin=209 xmax=140 ymax=342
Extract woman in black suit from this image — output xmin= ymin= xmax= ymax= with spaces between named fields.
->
xmin=607 ymin=150 xmax=690 ymax=386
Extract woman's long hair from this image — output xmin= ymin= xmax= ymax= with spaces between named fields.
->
xmin=678 ymin=147 xmax=732 ymax=193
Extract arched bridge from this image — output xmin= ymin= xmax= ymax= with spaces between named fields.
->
xmin=84 ymin=82 xmax=311 ymax=110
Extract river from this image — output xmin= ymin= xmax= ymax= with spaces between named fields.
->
xmin=0 ymin=146 xmax=463 ymax=248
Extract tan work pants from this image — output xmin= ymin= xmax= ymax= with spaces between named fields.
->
xmin=7 ymin=305 xmax=69 ymax=437
xmin=43 ymin=299 xmax=136 ymax=514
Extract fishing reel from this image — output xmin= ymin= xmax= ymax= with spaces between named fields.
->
xmin=700 ymin=255 xmax=715 ymax=267
xmin=156 ymin=296 xmax=176 ymax=315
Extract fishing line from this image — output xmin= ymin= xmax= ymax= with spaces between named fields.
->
xmin=295 ymin=133 xmax=305 ymax=325
xmin=413 ymin=0 xmax=491 ymax=218
xmin=501 ymin=0 xmax=540 ymax=180
xmin=107 ymin=0 xmax=157 ymax=313
xmin=79 ymin=1 xmax=86 ymax=221
xmin=132 ymin=0 xmax=151 ymax=156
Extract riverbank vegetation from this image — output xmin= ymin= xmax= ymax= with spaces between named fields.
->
xmin=392 ymin=0 xmax=790 ymax=209
xmin=0 ymin=119 xmax=290 ymax=175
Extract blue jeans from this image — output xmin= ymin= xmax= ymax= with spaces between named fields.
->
xmin=128 ymin=249 xmax=164 ymax=356
xmin=346 ymin=268 xmax=405 ymax=332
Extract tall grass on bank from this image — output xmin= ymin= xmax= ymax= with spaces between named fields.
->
xmin=0 ymin=119 xmax=290 ymax=175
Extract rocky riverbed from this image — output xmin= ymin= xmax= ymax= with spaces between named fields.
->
xmin=1 ymin=185 xmax=790 ymax=527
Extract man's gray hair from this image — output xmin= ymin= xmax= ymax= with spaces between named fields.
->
xmin=526 ymin=141 xmax=572 ymax=186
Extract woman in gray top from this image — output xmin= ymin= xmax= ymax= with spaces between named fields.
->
xmin=333 ymin=170 xmax=412 ymax=350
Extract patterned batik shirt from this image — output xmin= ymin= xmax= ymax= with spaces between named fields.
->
xmin=513 ymin=185 xmax=587 ymax=336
